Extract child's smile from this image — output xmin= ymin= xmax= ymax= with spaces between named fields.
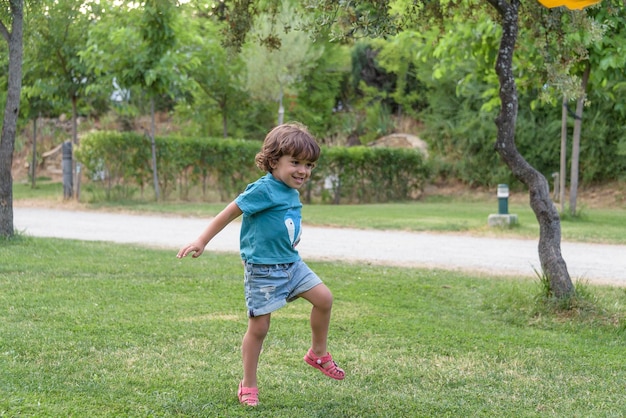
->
xmin=271 ymin=155 xmax=315 ymax=189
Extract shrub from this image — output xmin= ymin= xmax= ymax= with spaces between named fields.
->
xmin=77 ymin=132 xmax=431 ymax=203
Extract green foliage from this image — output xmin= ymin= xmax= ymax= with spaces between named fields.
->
xmin=79 ymin=0 xmax=185 ymax=113
xmin=514 ymin=99 xmax=563 ymax=180
xmin=240 ymin=2 xmax=329 ymax=129
xmin=374 ymin=31 xmax=428 ymax=117
xmin=575 ymin=106 xmax=626 ymax=183
xmin=350 ymin=41 xmax=396 ymax=108
xmin=8 ymin=0 xmax=626 ymax=191
xmin=290 ymin=43 xmax=351 ymax=139
xmin=361 ymin=101 xmax=395 ymax=143
xmin=308 ymin=3 xmax=626 ymax=188
xmin=315 ymin=145 xmax=430 ymax=203
xmin=407 ymin=17 xmax=511 ymax=187
xmin=174 ymin=17 xmax=247 ymax=138
xmin=393 ymin=10 xmax=626 ymax=188
xmin=21 ymin=0 xmax=100 ymax=116
xmin=75 ymin=131 xmax=150 ymax=199
xmin=76 ymin=131 xmax=262 ymax=201
xmin=76 ymin=131 xmax=430 ymax=204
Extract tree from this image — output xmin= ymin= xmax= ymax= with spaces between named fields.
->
xmin=0 ymin=0 xmax=24 ymax=238
xmin=81 ymin=0 xmax=182 ymax=200
xmin=529 ymin=6 xmax=599 ymax=216
xmin=139 ymin=0 xmax=178 ymax=200
xmin=23 ymin=0 xmax=105 ymax=199
xmin=242 ymin=2 xmax=322 ymax=125
xmin=301 ymin=0 xmax=578 ymax=297
xmin=568 ymin=5 xmax=626 ymax=215
xmin=178 ymin=15 xmax=247 ymax=138
xmin=375 ymin=31 xmax=427 ymax=118
xmin=486 ymin=0 xmax=574 ymax=297
xmin=568 ymin=61 xmax=590 ymax=216
xmin=290 ymin=42 xmax=351 ymax=139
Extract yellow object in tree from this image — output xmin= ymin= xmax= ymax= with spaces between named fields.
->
xmin=538 ymin=0 xmax=602 ymax=9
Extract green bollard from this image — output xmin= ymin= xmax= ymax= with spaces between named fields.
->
xmin=488 ymin=184 xmax=517 ymax=227
xmin=497 ymin=184 xmax=509 ymax=215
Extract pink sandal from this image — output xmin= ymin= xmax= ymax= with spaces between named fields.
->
xmin=238 ymin=381 xmax=258 ymax=406
xmin=304 ymin=348 xmax=345 ymax=380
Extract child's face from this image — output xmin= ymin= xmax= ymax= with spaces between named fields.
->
xmin=270 ymin=155 xmax=316 ymax=189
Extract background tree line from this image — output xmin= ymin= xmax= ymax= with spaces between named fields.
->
xmin=2 ymin=0 xmax=624 ymax=191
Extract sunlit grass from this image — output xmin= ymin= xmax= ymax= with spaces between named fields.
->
xmin=1 ymin=237 xmax=626 ymax=416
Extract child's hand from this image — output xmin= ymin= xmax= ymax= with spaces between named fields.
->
xmin=177 ymin=243 xmax=205 ymax=259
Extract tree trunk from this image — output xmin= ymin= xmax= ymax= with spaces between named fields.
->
xmin=31 ymin=117 xmax=37 ymax=189
xmin=150 ymin=98 xmax=160 ymax=200
xmin=222 ymin=99 xmax=228 ymax=138
xmin=72 ymin=95 xmax=81 ymax=200
xmin=0 ymin=1 xmax=24 ymax=238
xmin=569 ymin=61 xmax=591 ymax=216
xmin=277 ymin=85 xmax=284 ymax=125
xmin=559 ymin=95 xmax=567 ymax=213
xmin=487 ymin=0 xmax=574 ymax=298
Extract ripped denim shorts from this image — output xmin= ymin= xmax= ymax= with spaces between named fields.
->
xmin=243 ymin=259 xmax=322 ymax=318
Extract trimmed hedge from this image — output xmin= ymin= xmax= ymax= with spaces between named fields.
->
xmin=312 ymin=146 xmax=430 ymax=203
xmin=76 ymin=131 xmax=430 ymax=203
xmin=76 ymin=132 xmax=260 ymax=200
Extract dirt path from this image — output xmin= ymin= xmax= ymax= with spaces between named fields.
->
xmin=13 ymin=206 xmax=626 ymax=287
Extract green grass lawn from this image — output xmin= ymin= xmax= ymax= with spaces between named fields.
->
xmin=2 ymin=237 xmax=626 ymax=417
xmin=12 ymin=180 xmax=64 ymax=200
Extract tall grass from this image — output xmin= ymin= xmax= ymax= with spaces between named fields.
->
xmin=2 ymin=237 xmax=626 ymax=417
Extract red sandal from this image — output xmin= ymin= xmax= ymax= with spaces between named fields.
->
xmin=238 ymin=381 xmax=258 ymax=406
xmin=304 ymin=348 xmax=345 ymax=380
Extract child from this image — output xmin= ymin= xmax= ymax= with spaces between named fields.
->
xmin=176 ymin=123 xmax=345 ymax=407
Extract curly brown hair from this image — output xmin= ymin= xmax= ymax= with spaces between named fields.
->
xmin=255 ymin=123 xmax=321 ymax=173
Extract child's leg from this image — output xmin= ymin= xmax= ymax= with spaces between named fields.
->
xmin=241 ymin=314 xmax=271 ymax=389
xmin=299 ymin=283 xmax=333 ymax=357
xmin=300 ymin=283 xmax=344 ymax=379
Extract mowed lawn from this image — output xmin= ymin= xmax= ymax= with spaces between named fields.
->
xmin=2 ymin=236 xmax=626 ymax=417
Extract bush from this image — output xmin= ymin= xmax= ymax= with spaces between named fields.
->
xmin=313 ymin=146 xmax=430 ymax=203
xmin=77 ymin=132 xmax=431 ymax=203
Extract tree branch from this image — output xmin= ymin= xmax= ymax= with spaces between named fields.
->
xmin=0 ymin=19 xmax=9 ymax=43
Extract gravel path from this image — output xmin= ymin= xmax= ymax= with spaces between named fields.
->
xmin=13 ymin=206 xmax=626 ymax=287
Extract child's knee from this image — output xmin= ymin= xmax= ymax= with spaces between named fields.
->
xmin=247 ymin=316 xmax=271 ymax=339
xmin=316 ymin=290 xmax=334 ymax=311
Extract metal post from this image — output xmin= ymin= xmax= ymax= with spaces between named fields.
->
xmin=62 ymin=141 xmax=73 ymax=200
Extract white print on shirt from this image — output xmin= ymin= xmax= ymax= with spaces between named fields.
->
xmin=284 ymin=210 xmax=302 ymax=248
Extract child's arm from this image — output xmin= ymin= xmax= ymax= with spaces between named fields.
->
xmin=176 ymin=201 xmax=243 ymax=259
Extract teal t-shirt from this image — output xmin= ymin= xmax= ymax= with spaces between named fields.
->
xmin=235 ymin=173 xmax=303 ymax=264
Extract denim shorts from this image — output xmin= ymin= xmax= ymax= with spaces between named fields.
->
xmin=243 ymin=259 xmax=323 ymax=318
